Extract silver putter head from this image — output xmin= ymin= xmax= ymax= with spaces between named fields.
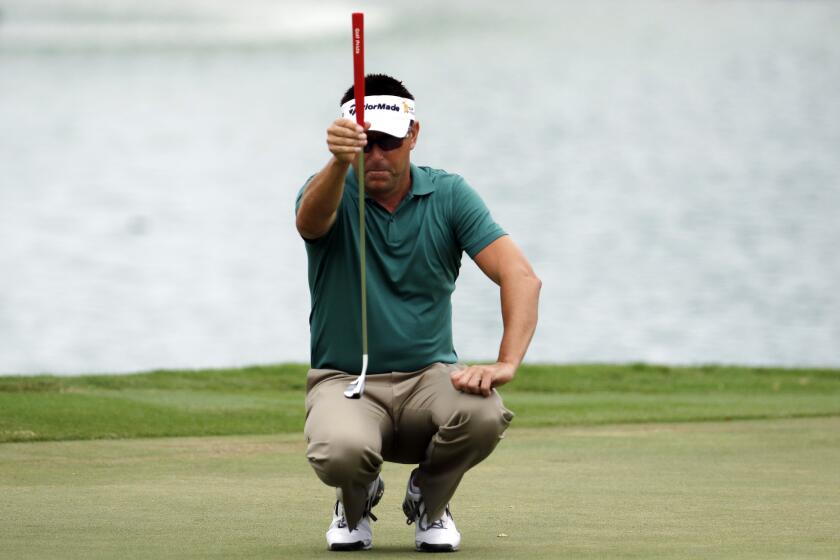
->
xmin=343 ymin=354 xmax=368 ymax=399
xmin=344 ymin=381 xmax=363 ymax=399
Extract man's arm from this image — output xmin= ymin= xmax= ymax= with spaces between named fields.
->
xmin=296 ymin=118 xmax=368 ymax=240
xmin=449 ymin=235 xmax=541 ymax=397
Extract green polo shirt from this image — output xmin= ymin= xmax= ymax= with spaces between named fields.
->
xmin=295 ymin=163 xmax=506 ymax=374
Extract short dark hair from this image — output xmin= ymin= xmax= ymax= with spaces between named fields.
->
xmin=340 ymin=73 xmax=414 ymax=105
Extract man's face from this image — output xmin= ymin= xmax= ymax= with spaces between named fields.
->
xmin=357 ymin=121 xmax=420 ymax=198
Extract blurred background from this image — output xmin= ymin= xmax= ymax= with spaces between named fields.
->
xmin=1 ymin=0 xmax=838 ymax=375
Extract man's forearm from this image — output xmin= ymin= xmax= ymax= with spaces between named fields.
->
xmin=296 ymin=157 xmax=352 ymax=239
xmin=449 ymin=236 xmax=540 ymax=395
xmin=496 ymin=271 xmax=541 ymax=369
xmin=449 ymin=266 xmax=540 ymax=396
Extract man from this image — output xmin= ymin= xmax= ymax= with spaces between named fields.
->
xmin=295 ymin=74 xmax=541 ymax=552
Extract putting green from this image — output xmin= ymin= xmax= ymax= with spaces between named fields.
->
xmin=2 ymin=418 xmax=838 ymax=559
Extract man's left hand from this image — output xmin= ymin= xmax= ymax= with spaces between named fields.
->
xmin=450 ymin=362 xmax=516 ymax=397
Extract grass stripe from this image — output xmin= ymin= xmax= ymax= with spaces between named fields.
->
xmin=2 ymin=363 xmax=839 ymax=443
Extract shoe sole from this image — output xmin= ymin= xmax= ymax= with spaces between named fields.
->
xmin=416 ymin=542 xmax=458 ymax=552
xmin=329 ymin=541 xmax=372 ymax=551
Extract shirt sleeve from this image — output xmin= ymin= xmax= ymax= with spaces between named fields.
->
xmin=451 ymin=177 xmax=507 ymax=258
xmin=295 ymin=174 xmax=340 ymax=245
xmin=294 ymin=175 xmax=315 ymax=213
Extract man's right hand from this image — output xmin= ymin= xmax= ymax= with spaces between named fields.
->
xmin=296 ymin=119 xmax=370 ymax=239
xmin=327 ymin=118 xmax=369 ymax=163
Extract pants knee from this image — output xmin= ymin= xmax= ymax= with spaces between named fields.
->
xmin=446 ymin=400 xmax=514 ymax=450
xmin=306 ymin=435 xmax=382 ymax=486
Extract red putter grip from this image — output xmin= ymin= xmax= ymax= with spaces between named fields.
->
xmin=352 ymin=12 xmax=365 ymax=126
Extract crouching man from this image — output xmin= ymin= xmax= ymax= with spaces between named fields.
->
xmin=295 ymin=73 xmax=541 ymax=551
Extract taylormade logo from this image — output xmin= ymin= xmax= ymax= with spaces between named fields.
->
xmin=349 ymin=102 xmax=402 ymax=116
xmin=340 ymin=97 xmax=415 ymax=119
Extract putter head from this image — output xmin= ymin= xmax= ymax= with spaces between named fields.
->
xmin=343 ymin=354 xmax=368 ymax=399
xmin=344 ymin=381 xmax=363 ymax=399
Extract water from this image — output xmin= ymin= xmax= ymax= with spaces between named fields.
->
xmin=1 ymin=0 xmax=839 ymax=375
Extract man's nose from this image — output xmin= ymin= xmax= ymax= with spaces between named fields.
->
xmin=364 ymin=143 xmax=386 ymax=160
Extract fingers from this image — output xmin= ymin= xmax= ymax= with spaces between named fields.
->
xmin=450 ymin=366 xmax=493 ymax=398
xmin=326 ymin=118 xmax=367 ymax=163
xmin=479 ymin=373 xmax=493 ymax=397
xmin=450 ymin=362 xmax=516 ymax=397
xmin=467 ymin=369 xmax=487 ymax=396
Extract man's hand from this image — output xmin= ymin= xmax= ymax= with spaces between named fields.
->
xmin=450 ymin=362 xmax=516 ymax=397
xmin=327 ymin=118 xmax=369 ymax=163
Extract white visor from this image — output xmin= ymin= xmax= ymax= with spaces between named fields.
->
xmin=340 ymin=95 xmax=416 ymax=138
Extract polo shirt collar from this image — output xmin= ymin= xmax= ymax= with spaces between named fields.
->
xmin=346 ymin=163 xmax=436 ymax=199
xmin=408 ymin=164 xmax=436 ymax=197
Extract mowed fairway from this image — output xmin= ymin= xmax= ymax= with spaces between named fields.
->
xmin=2 ymin=417 xmax=839 ymax=559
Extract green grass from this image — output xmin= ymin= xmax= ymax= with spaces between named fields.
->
xmin=2 ymin=418 xmax=838 ymax=559
xmin=2 ymin=364 xmax=839 ymax=557
xmin=2 ymin=363 xmax=840 ymax=442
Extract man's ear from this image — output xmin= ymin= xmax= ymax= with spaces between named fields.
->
xmin=409 ymin=120 xmax=420 ymax=149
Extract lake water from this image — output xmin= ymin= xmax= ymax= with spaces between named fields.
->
xmin=1 ymin=0 xmax=839 ymax=375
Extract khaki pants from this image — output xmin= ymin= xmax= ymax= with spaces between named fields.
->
xmin=304 ymin=362 xmax=514 ymax=530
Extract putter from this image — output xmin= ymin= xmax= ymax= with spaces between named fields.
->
xmin=344 ymin=12 xmax=368 ymax=399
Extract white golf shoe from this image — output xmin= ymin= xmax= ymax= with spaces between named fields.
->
xmin=402 ymin=469 xmax=461 ymax=552
xmin=326 ymin=476 xmax=385 ymax=551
